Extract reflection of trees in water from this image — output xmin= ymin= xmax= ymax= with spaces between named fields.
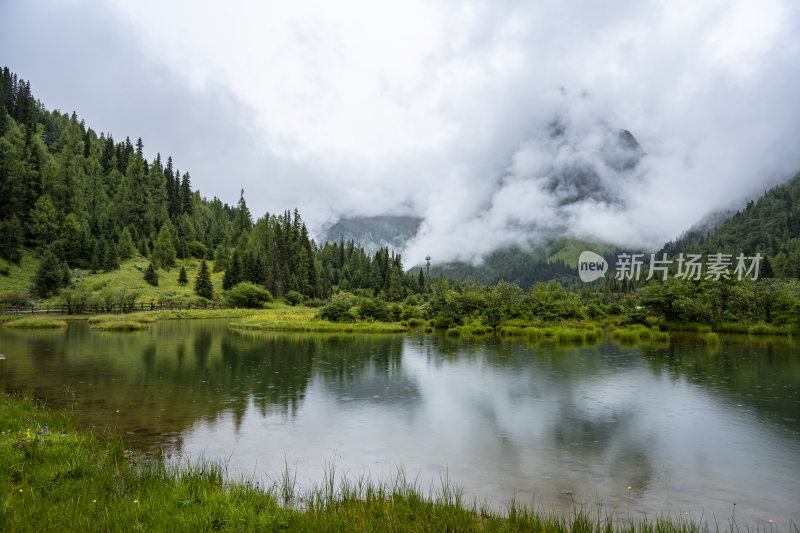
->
xmin=640 ymin=341 xmax=800 ymax=431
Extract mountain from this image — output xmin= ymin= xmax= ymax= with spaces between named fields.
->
xmin=417 ymin=238 xmax=622 ymax=289
xmin=660 ymin=171 xmax=800 ymax=277
xmin=321 ymin=215 xmax=422 ymax=254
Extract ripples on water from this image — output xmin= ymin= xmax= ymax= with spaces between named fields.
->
xmin=1 ymin=319 xmax=798 ymax=527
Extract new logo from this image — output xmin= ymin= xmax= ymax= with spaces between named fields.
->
xmin=578 ymin=251 xmax=608 ymax=282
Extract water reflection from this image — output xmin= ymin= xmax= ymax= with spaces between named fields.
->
xmin=0 ymin=321 xmax=798 ymax=526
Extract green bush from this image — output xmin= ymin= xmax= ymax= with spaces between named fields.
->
xmin=187 ymin=240 xmax=207 ymax=259
xmin=317 ymin=292 xmax=358 ymax=322
xmin=285 ymin=290 xmax=303 ymax=306
xmin=357 ymin=297 xmax=390 ymax=321
xmin=0 ymin=290 xmax=30 ymax=307
xmin=225 ymin=282 xmax=273 ymax=308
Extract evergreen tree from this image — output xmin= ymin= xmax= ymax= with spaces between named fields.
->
xmin=180 ymin=171 xmax=192 ymax=215
xmin=118 ymin=227 xmax=136 ymax=259
xmin=144 ymin=262 xmax=159 ymax=286
xmin=152 ymin=222 xmax=177 ymax=270
xmin=0 ymin=215 xmax=23 ymax=263
xmin=760 ymin=256 xmax=774 ymax=279
xmin=178 ymin=265 xmax=188 ymax=285
xmin=34 ymin=246 xmax=70 ymax=297
xmin=103 ymin=241 xmax=120 ymax=271
xmin=194 ymin=260 xmax=213 ymax=300
xmin=222 ymin=249 xmax=242 ymax=290
xmin=233 ymin=189 xmax=251 ymax=240
xmin=213 ymin=242 xmax=230 ymax=272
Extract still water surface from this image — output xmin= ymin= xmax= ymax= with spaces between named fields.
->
xmin=1 ymin=319 xmax=798 ymax=527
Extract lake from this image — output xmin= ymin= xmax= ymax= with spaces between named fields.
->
xmin=1 ymin=319 xmax=798 ymax=527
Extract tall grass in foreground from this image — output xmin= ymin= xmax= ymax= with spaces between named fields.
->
xmin=2 ymin=317 xmax=67 ymax=328
xmin=0 ymin=392 xmax=788 ymax=532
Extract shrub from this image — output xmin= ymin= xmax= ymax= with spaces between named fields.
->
xmin=0 ymin=290 xmax=30 ymax=308
xmin=317 ymin=292 xmax=358 ymax=322
xmin=584 ymin=303 xmax=606 ymax=319
xmin=357 ymin=297 xmax=390 ymax=321
xmin=285 ymin=290 xmax=303 ymax=306
xmin=225 ymin=282 xmax=273 ymax=308
xmin=187 ymin=240 xmax=207 ymax=259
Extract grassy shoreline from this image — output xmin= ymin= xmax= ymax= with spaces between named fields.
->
xmin=0 ymin=392 xmax=743 ymax=532
xmin=3 ymin=306 xmax=798 ymax=345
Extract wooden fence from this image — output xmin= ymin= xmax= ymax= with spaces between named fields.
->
xmin=0 ymin=302 xmax=226 ymax=315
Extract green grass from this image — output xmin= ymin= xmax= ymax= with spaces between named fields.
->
xmin=88 ymin=313 xmax=157 ymax=331
xmin=2 ymin=317 xmax=68 ymax=328
xmin=748 ymin=323 xmax=790 ymax=336
xmin=612 ymin=328 xmax=641 ymax=343
xmin=652 ymin=331 xmax=671 ymax=343
xmin=498 ymin=325 xmax=526 ymax=336
xmin=0 ymin=392 xmax=739 ymax=532
xmin=89 ymin=320 xmax=150 ymax=331
xmin=0 ymin=253 xmax=226 ymax=307
xmin=701 ymin=332 xmax=721 ymax=345
xmin=611 ymin=325 xmax=671 ymax=344
xmin=714 ymin=322 xmax=750 ymax=334
xmin=229 ymin=316 xmax=406 ymax=334
xmin=656 ymin=322 xmax=708 ymax=332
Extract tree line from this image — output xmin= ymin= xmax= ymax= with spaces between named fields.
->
xmin=0 ymin=67 xmax=425 ymax=301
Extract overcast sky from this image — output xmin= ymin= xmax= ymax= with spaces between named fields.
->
xmin=2 ymin=0 xmax=799 ymax=264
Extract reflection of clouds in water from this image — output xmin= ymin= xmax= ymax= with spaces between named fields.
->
xmin=1 ymin=320 xmax=798 ymax=525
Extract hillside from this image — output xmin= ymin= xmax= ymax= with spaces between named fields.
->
xmin=0 ymin=66 xmax=424 ymax=305
xmin=660 ymin=171 xmax=800 ymax=277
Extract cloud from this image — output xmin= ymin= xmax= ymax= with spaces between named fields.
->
xmin=3 ymin=0 xmax=800 ymax=264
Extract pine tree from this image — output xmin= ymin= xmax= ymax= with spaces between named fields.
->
xmin=222 ymin=249 xmax=242 ymax=290
xmin=178 ymin=266 xmax=188 ymax=285
xmin=152 ymin=222 xmax=177 ymax=270
xmin=118 ymin=227 xmax=136 ymax=259
xmin=144 ymin=262 xmax=159 ymax=286
xmin=194 ymin=260 xmax=213 ymax=300
xmin=233 ymin=189 xmax=251 ymax=240
xmin=103 ymin=241 xmax=120 ymax=271
xmin=0 ymin=215 xmax=23 ymax=263
xmin=180 ymin=171 xmax=192 ymax=215
xmin=35 ymin=246 xmax=70 ymax=297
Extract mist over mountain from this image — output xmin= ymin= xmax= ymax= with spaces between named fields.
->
xmin=321 ymin=216 xmax=422 ymax=255
xmin=4 ymin=1 xmax=799 ymax=271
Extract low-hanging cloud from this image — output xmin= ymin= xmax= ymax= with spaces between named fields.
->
xmin=3 ymin=0 xmax=799 ymax=266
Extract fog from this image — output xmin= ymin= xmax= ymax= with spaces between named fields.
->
xmin=2 ymin=0 xmax=799 ymax=264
